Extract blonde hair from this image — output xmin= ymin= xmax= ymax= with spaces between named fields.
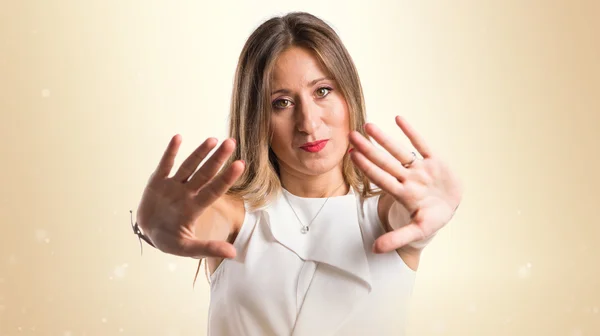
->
xmin=224 ymin=12 xmax=381 ymax=210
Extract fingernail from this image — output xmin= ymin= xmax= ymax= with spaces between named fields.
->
xmin=348 ymin=148 xmax=354 ymax=153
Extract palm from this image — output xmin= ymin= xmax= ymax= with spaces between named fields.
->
xmin=135 ymin=135 xmax=244 ymax=259
xmin=138 ymin=185 xmax=196 ymax=244
xmin=410 ymin=195 xmax=455 ymax=239
xmin=349 ymin=116 xmax=462 ymax=251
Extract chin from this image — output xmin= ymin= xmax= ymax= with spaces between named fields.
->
xmin=275 ymin=145 xmax=346 ymax=176
xmin=297 ymin=154 xmax=344 ymax=176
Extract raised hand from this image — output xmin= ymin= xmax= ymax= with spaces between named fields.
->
xmin=349 ymin=116 xmax=463 ymax=253
xmin=135 ymin=135 xmax=245 ymax=259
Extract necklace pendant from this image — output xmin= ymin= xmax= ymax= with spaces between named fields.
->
xmin=300 ymin=226 xmax=309 ymax=234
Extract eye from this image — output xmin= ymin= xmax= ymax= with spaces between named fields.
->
xmin=315 ymin=87 xmax=333 ymax=98
xmin=272 ymin=98 xmax=292 ymax=109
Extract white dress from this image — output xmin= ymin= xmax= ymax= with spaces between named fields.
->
xmin=207 ymin=187 xmax=417 ymax=336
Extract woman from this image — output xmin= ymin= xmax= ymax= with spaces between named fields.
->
xmin=134 ymin=12 xmax=462 ymax=336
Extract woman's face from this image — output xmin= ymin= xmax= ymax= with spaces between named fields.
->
xmin=269 ymin=46 xmax=351 ymax=178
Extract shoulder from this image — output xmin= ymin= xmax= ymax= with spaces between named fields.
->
xmin=356 ymin=184 xmax=384 ymax=224
xmin=203 ymin=195 xmax=256 ymax=279
xmin=357 ymin=184 xmax=394 ymax=231
xmin=212 ymin=194 xmax=247 ymax=238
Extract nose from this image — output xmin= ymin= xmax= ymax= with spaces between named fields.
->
xmin=295 ymin=100 xmax=322 ymax=134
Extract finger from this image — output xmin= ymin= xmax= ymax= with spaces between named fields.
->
xmin=172 ymin=137 xmax=218 ymax=182
xmin=179 ymin=239 xmax=237 ymax=259
xmin=363 ymin=123 xmax=416 ymax=166
xmin=348 ymin=131 xmax=407 ymax=180
xmin=350 ymin=150 xmax=405 ymax=197
xmin=160 ymin=237 xmax=236 ymax=259
xmin=395 ymin=116 xmax=434 ymax=159
xmin=372 ymin=222 xmax=426 ymax=253
xmin=187 ymin=138 xmax=236 ymax=191
xmin=153 ymin=134 xmax=182 ymax=180
xmin=195 ymin=160 xmax=245 ymax=208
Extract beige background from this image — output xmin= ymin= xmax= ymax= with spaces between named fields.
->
xmin=1 ymin=0 xmax=599 ymax=335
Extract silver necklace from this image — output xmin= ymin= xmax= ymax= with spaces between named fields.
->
xmin=282 ymin=181 xmax=346 ymax=234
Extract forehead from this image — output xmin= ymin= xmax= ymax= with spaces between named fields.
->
xmin=271 ymin=46 xmax=330 ymax=87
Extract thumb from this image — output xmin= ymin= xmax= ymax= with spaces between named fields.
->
xmin=372 ymin=223 xmax=428 ymax=253
xmin=179 ymin=239 xmax=237 ymax=259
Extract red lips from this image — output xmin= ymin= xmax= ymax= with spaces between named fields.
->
xmin=300 ymin=140 xmax=328 ymax=153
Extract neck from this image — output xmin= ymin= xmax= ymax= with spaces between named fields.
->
xmin=279 ymin=166 xmax=348 ymax=198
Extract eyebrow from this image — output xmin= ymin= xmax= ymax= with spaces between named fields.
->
xmin=271 ymin=77 xmax=333 ymax=95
